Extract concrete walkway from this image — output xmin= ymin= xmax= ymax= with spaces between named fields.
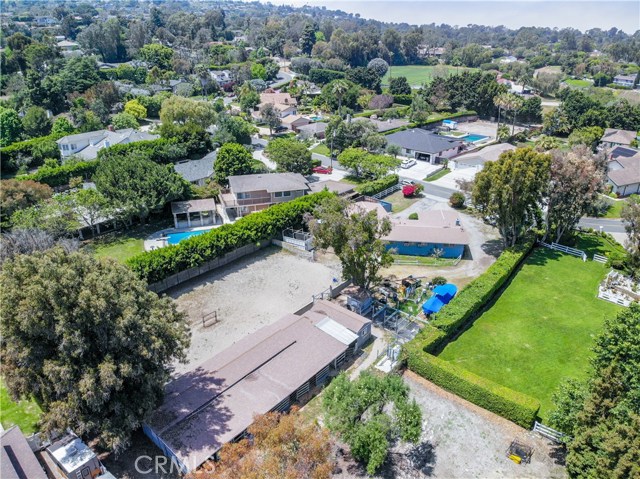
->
xmin=350 ymin=325 xmax=387 ymax=379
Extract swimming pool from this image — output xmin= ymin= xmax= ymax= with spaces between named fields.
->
xmin=309 ymin=116 xmax=323 ymax=121
xmin=166 ymin=228 xmax=214 ymax=245
xmin=464 ymin=134 xmax=489 ymax=143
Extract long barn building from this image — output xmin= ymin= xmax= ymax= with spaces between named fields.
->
xmin=144 ymin=300 xmax=371 ymax=474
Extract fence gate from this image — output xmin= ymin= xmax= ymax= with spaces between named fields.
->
xmin=533 ymin=421 xmax=567 ymax=443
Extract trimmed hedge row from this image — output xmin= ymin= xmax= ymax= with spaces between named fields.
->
xmin=127 ymin=191 xmax=333 ymax=284
xmin=393 ymin=94 xmax=413 ymax=105
xmin=407 ymin=349 xmax=540 ymax=428
xmin=96 ymin=138 xmax=187 ymax=164
xmin=431 ymin=238 xmax=534 ymax=335
xmin=18 ymin=161 xmax=99 ymax=187
xmin=355 ymin=174 xmax=399 ymax=196
xmin=1 ymin=132 xmax=66 ymax=172
xmin=309 ymin=68 xmax=346 ymax=85
xmin=402 ymin=237 xmax=538 ymax=427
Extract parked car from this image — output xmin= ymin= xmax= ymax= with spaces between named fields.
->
xmin=313 ymin=165 xmax=333 ymax=174
xmin=401 ymin=159 xmax=417 ymax=169
xmin=401 ymin=179 xmax=415 ymax=186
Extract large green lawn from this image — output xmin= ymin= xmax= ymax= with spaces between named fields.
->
xmin=89 ymin=219 xmax=172 ymax=263
xmin=439 ymin=240 xmax=622 ymax=420
xmin=382 ymin=65 xmax=478 ymax=87
xmin=0 ymin=380 xmax=42 ymax=434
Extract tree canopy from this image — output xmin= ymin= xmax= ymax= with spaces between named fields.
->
xmin=213 ymin=143 xmax=254 ymax=186
xmin=0 ymin=248 xmax=190 ymax=452
xmin=322 ymin=372 xmax=422 ymax=475
xmin=338 ymin=148 xmax=400 ymax=180
xmin=265 ymin=138 xmax=313 ymax=175
xmin=473 ymin=147 xmax=551 ymax=246
xmin=310 ymin=195 xmax=393 ymax=290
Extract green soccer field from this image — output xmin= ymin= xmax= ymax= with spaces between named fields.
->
xmin=438 ymin=239 xmax=622 ymax=420
xmin=382 ymin=65 xmax=478 ymax=87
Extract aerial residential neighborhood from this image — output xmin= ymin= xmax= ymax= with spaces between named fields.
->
xmin=0 ymin=1 xmax=639 ymax=479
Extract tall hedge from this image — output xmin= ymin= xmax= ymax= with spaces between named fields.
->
xmin=406 ymin=349 xmax=540 ymax=428
xmin=18 ymin=161 xmax=99 ymax=187
xmin=1 ymin=132 xmax=66 ymax=172
xmin=355 ymin=174 xmax=399 ymax=196
xmin=309 ymin=68 xmax=346 ymax=85
xmin=127 ymin=191 xmax=333 ymax=283
xmin=96 ymin=138 xmax=187 ymax=164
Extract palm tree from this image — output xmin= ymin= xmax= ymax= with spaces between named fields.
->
xmin=508 ymin=94 xmax=525 ymax=136
xmin=494 ymin=92 xmax=510 ymax=135
xmin=331 ymin=80 xmax=350 ymax=116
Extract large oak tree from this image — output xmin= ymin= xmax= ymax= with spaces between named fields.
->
xmin=0 ymin=249 xmax=190 ymax=451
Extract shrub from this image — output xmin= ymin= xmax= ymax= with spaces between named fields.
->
xmin=405 ymin=350 xmax=540 ymax=428
xmin=355 ymin=174 xmax=399 ymax=196
xmin=127 ymin=192 xmax=333 ymax=283
xmin=1 ymin=133 xmax=66 ymax=172
xmin=96 ymin=138 xmax=187 ymax=164
xmin=18 ymin=160 xmax=98 ymax=187
xmin=431 ymin=276 xmax=447 ymax=286
xmin=308 ymin=68 xmax=346 ymax=85
xmin=449 ymin=192 xmax=465 ymax=208
xmin=392 ymin=94 xmax=413 ymax=105
xmin=408 ymin=212 xmax=419 ymax=220
xmin=402 ymin=183 xmax=423 ymax=197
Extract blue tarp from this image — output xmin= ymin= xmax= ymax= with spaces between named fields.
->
xmin=433 ymin=283 xmax=458 ymax=303
xmin=422 ymin=283 xmax=458 ymax=315
xmin=422 ymin=295 xmax=446 ymax=314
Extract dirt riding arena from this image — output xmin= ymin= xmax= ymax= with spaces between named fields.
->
xmin=169 ymin=246 xmax=342 ymax=375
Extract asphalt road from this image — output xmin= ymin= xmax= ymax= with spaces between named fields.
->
xmin=578 ymin=217 xmax=626 ymax=233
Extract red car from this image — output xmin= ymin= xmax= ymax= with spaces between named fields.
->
xmin=313 ymin=166 xmax=333 ymax=174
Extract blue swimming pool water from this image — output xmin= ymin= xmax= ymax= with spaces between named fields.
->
xmin=166 ymin=228 xmax=214 ymax=245
xmin=309 ymin=116 xmax=323 ymax=121
xmin=465 ymin=134 xmax=489 ymax=143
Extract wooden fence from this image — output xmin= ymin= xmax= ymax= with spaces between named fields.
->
xmin=539 ymin=241 xmax=587 ymax=261
xmin=148 ymin=241 xmax=272 ymax=293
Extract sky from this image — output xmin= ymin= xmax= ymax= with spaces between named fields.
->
xmin=270 ymin=1 xmax=640 ymax=33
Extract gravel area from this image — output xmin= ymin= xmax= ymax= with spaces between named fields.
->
xmin=333 ymin=371 xmax=567 ymax=479
xmin=168 ymin=246 xmax=342 ymax=375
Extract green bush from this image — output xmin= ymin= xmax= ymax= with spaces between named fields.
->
xmin=408 ymin=212 xmax=419 ymax=220
xmin=96 ymin=138 xmax=187 ymax=164
xmin=1 ymin=132 xmax=66 ymax=172
xmin=406 ymin=350 xmax=540 ymax=428
xmin=355 ymin=174 xmax=399 ymax=196
xmin=449 ymin=192 xmax=465 ymax=208
xmin=392 ymin=94 xmax=413 ymax=105
xmin=18 ymin=160 xmax=98 ymax=187
xmin=127 ymin=191 xmax=333 ymax=283
xmin=309 ymin=68 xmax=346 ymax=85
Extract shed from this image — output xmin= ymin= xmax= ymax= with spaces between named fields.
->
xmin=170 ymin=198 xmax=219 ymax=229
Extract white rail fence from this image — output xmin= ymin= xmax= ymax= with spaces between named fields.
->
xmin=593 ymin=254 xmax=607 ymax=264
xmin=372 ymin=184 xmax=401 ymax=199
xmin=533 ymin=421 xmax=568 ymax=444
xmin=539 ymin=241 xmax=587 ymax=261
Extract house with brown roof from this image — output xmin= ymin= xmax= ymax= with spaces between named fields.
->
xmin=143 ymin=300 xmax=371 ymax=474
xmin=607 ymin=153 xmax=640 ymax=196
xmin=257 ymin=92 xmax=298 ymax=118
xmin=349 ymin=202 xmax=469 ymax=258
xmin=280 ymin=114 xmax=312 ymax=132
xmin=1 ymin=426 xmax=48 ymax=479
xmin=601 ymin=128 xmax=638 ymax=148
xmin=221 ymin=172 xmax=310 ymax=216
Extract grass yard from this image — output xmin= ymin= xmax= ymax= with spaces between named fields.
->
xmin=564 ymin=78 xmax=592 ymax=88
xmin=386 ymin=190 xmax=421 ymax=212
xmin=382 ymin=65 xmax=478 ymax=87
xmin=311 ymin=143 xmax=331 ymax=156
xmin=392 ymin=254 xmax=458 ymax=267
xmin=438 ymin=239 xmax=622 ymax=421
xmin=425 ymin=168 xmax=451 ymax=182
xmin=0 ymin=380 xmax=42 ymax=434
xmin=600 ymin=197 xmax=628 ymax=219
xmin=89 ymin=219 xmax=172 ymax=263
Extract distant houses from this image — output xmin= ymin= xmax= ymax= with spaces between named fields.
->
xmin=612 ymin=74 xmax=637 ymax=88
xmin=56 ymin=128 xmax=159 ymax=160
xmin=386 ymin=128 xmax=465 ymax=164
xmin=601 ymin=128 xmax=638 ymax=148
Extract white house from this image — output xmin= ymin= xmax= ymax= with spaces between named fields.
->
xmin=608 ymin=153 xmax=640 ymax=196
xmin=612 ymin=74 xmax=637 ymax=88
xmin=56 ymin=128 xmax=159 ymax=160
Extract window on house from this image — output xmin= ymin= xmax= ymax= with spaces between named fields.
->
xmin=237 ymin=192 xmax=250 ymax=199
xmin=61 ymin=144 xmax=69 ymax=151
xmin=70 ymin=144 xmax=76 ymax=150
xmin=282 ymin=191 xmax=291 ymax=197
xmin=403 ymin=242 xmax=411 ymax=247
xmin=274 ymin=192 xmax=282 ymax=198
xmin=405 ymin=149 xmax=412 ymax=154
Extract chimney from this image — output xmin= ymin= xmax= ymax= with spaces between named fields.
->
xmin=107 ymin=125 xmax=115 ymax=132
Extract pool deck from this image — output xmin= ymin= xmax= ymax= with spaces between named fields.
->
xmin=144 ymin=224 xmax=224 ymax=251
